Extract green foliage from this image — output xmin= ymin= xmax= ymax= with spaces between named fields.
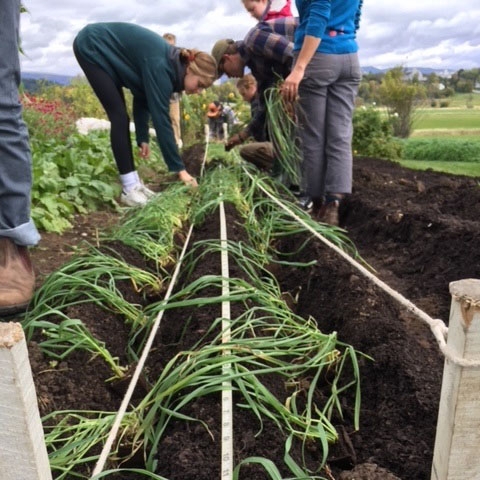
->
xmin=38 ymin=78 xmax=106 ymax=119
xmin=22 ymin=89 xmax=120 ymax=233
xmin=352 ymin=107 xmax=403 ymax=160
xmin=22 ymin=94 xmax=77 ymax=141
xmin=397 ymin=159 xmax=480 ymax=177
xmin=179 ymin=91 xmax=211 ymax=146
xmin=378 ymin=66 xmax=426 ymax=138
xmin=402 ymin=137 xmax=480 ymax=163
xmin=31 ymin=132 xmax=120 ymax=232
xmin=356 ymin=68 xmax=480 ymax=106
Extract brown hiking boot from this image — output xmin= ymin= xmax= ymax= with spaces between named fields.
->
xmin=313 ymin=200 xmax=340 ymax=226
xmin=0 ymin=238 xmax=35 ymax=317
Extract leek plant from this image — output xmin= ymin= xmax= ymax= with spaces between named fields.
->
xmin=191 ymin=164 xmax=252 ymax=225
xmin=241 ymin=174 xmax=357 ymax=257
xmin=265 ymin=86 xmax=302 ymax=185
xmin=23 ymin=248 xmax=161 ymax=337
xmin=44 ymin=410 xmax=143 ymax=479
xmin=107 ymin=183 xmax=192 ymax=266
xmin=91 ymin=470 xmax=168 ymax=479
xmin=34 ymin=313 xmax=127 ymax=379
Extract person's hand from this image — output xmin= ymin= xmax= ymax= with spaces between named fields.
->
xmin=225 ymin=132 xmax=246 ymax=152
xmin=138 ymin=142 xmax=150 ymax=159
xmin=281 ymin=69 xmax=304 ymax=102
xmin=178 ymin=170 xmax=198 ymax=188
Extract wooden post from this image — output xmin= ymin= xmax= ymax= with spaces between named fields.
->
xmin=0 ymin=322 xmax=52 ymax=480
xmin=431 ymin=278 xmax=480 ymax=480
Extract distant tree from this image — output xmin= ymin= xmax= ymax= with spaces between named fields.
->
xmin=456 ymin=79 xmax=474 ymax=93
xmin=449 ymin=68 xmax=480 ymax=93
xmin=378 ymin=66 xmax=426 ymax=138
xmin=426 ymin=72 xmax=439 ymax=85
xmin=358 ymin=78 xmax=381 ymax=104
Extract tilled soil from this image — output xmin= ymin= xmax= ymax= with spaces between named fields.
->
xmin=24 ymin=150 xmax=480 ymax=480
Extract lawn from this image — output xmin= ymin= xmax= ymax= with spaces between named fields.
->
xmin=412 ymin=108 xmax=480 ymax=131
xmin=403 ymin=96 xmax=480 ymax=177
xmin=397 ymin=159 xmax=480 ymax=177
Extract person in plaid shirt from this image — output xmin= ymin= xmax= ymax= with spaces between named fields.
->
xmin=211 ymin=16 xmax=297 ymax=150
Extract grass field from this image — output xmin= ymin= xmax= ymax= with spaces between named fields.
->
xmin=397 ymin=94 xmax=480 ymax=177
xmin=412 ymin=108 xmax=480 ymax=131
xmin=397 ymin=159 xmax=480 ymax=177
xmin=408 ymin=93 xmax=480 ymax=135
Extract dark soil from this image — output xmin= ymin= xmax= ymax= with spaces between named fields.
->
xmin=24 ymin=148 xmax=480 ymax=480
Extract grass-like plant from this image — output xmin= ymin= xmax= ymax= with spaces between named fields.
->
xmin=26 ymin=247 xmax=160 ymax=318
xmin=34 ymin=314 xmax=127 ymax=379
xmin=44 ymin=410 xmax=143 ymax=479
xmin=265 ymin=86 xmax=302 ymax=185
xmin=135 ymin=218 xmax=363 ymax=472
xmin=106 ymin=183 xmax=193 ymax=266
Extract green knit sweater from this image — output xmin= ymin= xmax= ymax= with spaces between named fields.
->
xmin=74 ymin=22 xmax=186 ymax=172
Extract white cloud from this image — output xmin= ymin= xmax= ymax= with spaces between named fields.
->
xmin=19 ymin=0 xmax=480 ymax=76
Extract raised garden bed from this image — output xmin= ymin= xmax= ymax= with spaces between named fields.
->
xmin=25 ymin=147 xmax=480 ymax=480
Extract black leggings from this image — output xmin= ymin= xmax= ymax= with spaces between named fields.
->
xmin=73 ymin=41 xmax=134 ymax=174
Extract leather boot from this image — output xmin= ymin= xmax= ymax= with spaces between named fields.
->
xmin=313 ymin=200 xmax=340 ymax=227
xmin=0 ymin=238 xmax=35 ymax=317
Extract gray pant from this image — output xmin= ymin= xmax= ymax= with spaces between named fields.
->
xmin=0 ymin=0 xmax=40 ymax=246
xmin=296 ymin=52 xmax=361 ymax=198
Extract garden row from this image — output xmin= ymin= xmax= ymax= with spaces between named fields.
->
xmin=23 ymin=146 xmax=480 ymax=479
xmin=24 ymin=156 xmax=362 ymax=479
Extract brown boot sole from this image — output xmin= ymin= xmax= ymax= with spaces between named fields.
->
xmin=0 ymin=301 xmax=30 ymax=319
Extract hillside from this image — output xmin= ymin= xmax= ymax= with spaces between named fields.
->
xmin=21 ymin=71 xmax=73 ymax=86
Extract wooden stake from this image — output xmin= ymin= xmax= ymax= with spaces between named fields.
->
xmin=0 ymin=322 xmax=52 ymax=480
xmin=431 ymin=278 xmax=480 ymax=480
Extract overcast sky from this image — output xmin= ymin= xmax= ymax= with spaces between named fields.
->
xmin=19 ymin=0 xmax=480 ymax=76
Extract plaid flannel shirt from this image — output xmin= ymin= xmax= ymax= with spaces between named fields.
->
xmin=237 ymin=17 xmax=298 ymax=140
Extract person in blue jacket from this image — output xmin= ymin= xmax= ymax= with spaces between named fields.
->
xmin=282 ymin=0 xmax=363 ymax=225
xmin=73 ymin=23 xmax=217 ymax=206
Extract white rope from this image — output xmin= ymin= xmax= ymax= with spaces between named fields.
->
xmin=241 ymin=166 xmax=480 ymax=369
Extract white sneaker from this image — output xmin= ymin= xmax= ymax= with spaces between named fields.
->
xmin=120 ymin=184 xmax=149 ymax=207
xmin=139 ymin=183 xmax=156 ymax=199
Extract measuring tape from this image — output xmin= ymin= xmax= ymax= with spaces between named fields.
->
xmin=220 ymin=200 xmax=234 ymax=479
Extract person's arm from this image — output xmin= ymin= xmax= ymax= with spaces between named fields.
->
xmin=282 ymin=35 xmax=320 ymax=101
xmin=142 ymin=62 xmax=197 ymax=186
xmin=282 ymin=1 xmax=331 ymax=101
xmin=133 ymin=96 xmax=150 ymax=146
